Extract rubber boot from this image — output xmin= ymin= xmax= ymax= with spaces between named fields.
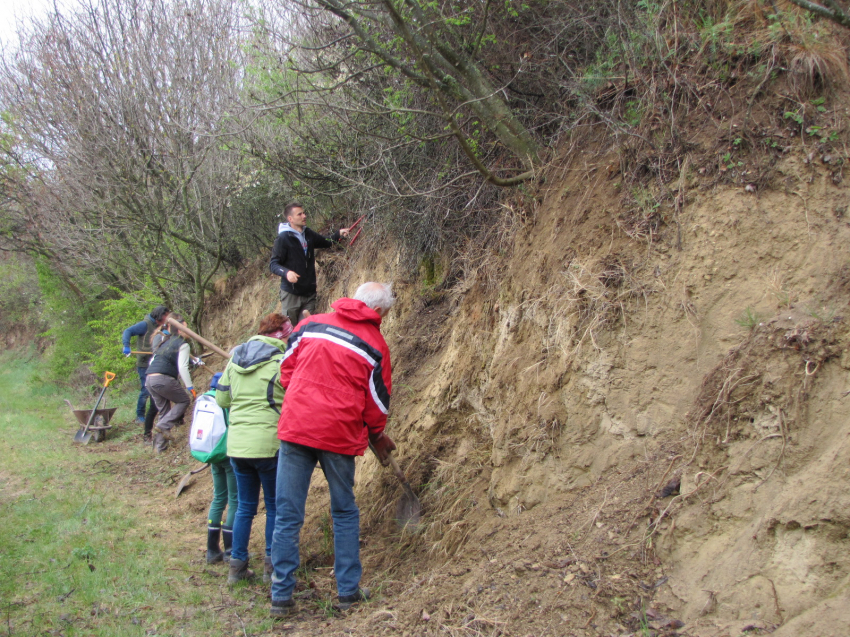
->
xmin=206 ymin=526 xmax=224 ymax=564
xmin=263 ymin=555 xmax=273 ymax=584
xmin=227 ymin=559 xmax=255 ymax=586
xmin=221 ymin=525 xmax=233 ymax=562
xmin=143 ymin=403 xmax=158 ymax=442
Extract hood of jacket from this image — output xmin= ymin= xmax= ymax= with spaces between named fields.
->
xmin=229 ymin=335 xmax=287 ymax=374
xmin=279 ymin=222 xmax=307 ymax=244
xmin=330 ymin=298 xmax=383 ymax=326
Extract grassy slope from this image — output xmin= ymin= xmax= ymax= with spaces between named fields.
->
xmin=0 ymin=350 xmax=282 ymax=636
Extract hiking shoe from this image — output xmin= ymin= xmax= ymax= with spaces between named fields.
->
xmin=263 ymin=556 xmax=273 ymax=584
xmin=152 ymin=432 xmax=169 ymax=453
xmin=337 ymin=588 xmax=370 ymax=611
xmin=153 ymin=426 xmax=174 ymax=441
xmin=227 ymin=559 xmax=256 ymax=586
xmin=270 ymin=599 xmax=295 ymax=619
xmin=135 ymin=417 xmax=145 ymax=425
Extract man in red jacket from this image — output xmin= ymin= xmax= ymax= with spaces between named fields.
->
xmin=269 ymin=282 xmax=397 ymax=618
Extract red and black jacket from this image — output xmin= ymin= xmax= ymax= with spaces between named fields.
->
xmin=277 ymin=298 xmax=391 ymax=456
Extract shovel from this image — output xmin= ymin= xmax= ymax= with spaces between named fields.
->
xmin=370 ymin=443 xmax=421 ymax=530
xmin=74 ymin=372 xmax=116 ymax=444
xmin=175 ymin=463 xmax=210 ymax=498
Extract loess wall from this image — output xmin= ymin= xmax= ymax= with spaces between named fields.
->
xmin=203 ymin=141 xmax=850 ymax=634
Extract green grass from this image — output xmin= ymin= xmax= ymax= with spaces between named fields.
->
xmin=734 ymin=306 xmax=763 ymax=331
xmin=0 ymin=350 xmax=248 ymax=636
xmin=0 ymin=348 xmax=378 ymax=636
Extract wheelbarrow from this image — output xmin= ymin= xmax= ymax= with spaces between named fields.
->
xmin=65 ymin=400 xmax=118 ymax=443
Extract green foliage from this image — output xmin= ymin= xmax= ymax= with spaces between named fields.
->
xmin=419 ymin=254 xmax=445 ymax=288
xmin=0 ymin=254 xmax=42 ymax=330
xmin=624 ymin=100 xmax=643 ymax=127
xmin=87 ymin=286 xmax=165 ymax=381
xmin=734 ymin=306 xmax=763 ymax=330
xmin=35 ymin=259 xmax=97 ymax=382
xmin=784 ymin=109 xmax=804 ymax=125
xmin=72 ymin=544 xmax=99 ymax=563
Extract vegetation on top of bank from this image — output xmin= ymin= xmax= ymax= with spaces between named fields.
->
xmin=1 ymin=0 xmax=849 ymax=380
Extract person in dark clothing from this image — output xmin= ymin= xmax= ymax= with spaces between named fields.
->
xmin=145 ymin=317 xmax=194 ymax=453
xmin=139 ymin=323 xmax=176 ymax=441
xmin=121 ymin=305 xmax=170 ymax=431
xmin=269 ymin=202 xmax=350 ymax=326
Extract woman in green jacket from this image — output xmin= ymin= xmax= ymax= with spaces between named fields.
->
xmin=215 ymin=313 xmax=292 ymax=586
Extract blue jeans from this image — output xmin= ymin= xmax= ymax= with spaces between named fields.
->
xmin=230 ymin=455 xmax=278 ymax=562
xmin=136 ymin=366 xmax=150 ymax=419
xmin=271 ymin=441 xmax=361 ymax=601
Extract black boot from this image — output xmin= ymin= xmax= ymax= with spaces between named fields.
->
xmin=221 ymin=525 xmax=232 ymax=563
xmin=143 ymin=402 xmax=158 ymax=441
xmin=206 ymin=526 xmax=224 ymax=564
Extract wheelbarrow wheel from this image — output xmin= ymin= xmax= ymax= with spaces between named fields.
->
xmin=93 ymin=415 xmax=106 ymax=443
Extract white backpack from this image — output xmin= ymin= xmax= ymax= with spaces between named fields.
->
xmin=189 ymin=394 xmax=228 ymax=463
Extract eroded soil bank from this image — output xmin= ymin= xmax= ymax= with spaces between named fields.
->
xmin=179 ymin=118 xmax=850 ymax=637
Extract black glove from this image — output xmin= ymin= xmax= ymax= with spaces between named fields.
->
xmin=368 ymin=432 xmax=396 ymax=466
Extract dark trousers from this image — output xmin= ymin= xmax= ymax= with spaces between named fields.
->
xmin=279 ymin=290 xmax=317 ymax=327
xmin=136 ymin=366 xmax=151 ymax=419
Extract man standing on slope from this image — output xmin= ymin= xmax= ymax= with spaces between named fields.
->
xmin=121 ymin=305 xmax=170 ymax=432
xmin=269 ymin=202 xmax=350 ymax=326
xmin=269 ymin=282 xmax=397 ymax=618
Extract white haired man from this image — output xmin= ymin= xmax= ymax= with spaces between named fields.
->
xmin=269 ymin=282 xmax=396 ymax=618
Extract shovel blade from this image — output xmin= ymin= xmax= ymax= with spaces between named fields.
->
xmin=395 ymin=482 xmax=422 ymax=530
xmin=175 ymin=464 xmax=210 ymax=498
xmin=175 ymin=473 xmax=194 ymax=498
xmin=73 ymin=427 xmax=93 ymax=444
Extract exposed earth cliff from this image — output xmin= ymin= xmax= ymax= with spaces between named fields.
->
xmin=176 ymin=110 xmax=850 ymax=636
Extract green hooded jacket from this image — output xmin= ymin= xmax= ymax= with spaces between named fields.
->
xmin=215 ymin=335 xmax=286 ymax=458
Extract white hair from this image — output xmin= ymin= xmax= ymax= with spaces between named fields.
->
xmin=353 ymin=282 xmax=395 ymax=311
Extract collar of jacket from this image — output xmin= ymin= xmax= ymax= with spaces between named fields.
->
xmin=330 ymin=298 xmax=383 ymax=326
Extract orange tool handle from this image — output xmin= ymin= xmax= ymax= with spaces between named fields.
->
xmin=103 ymin=371 xmax=116 ymax=388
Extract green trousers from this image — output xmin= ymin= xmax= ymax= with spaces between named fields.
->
xmin=208 ymin=459 xmax=237 ymax=527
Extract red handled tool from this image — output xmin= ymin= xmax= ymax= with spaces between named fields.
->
xmin=345 ymin=215 xmax=365 ymax=247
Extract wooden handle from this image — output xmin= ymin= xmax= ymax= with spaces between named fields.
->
xmin=369 ymin=441 xmax=406 ymax=483
xmin=386 ymin=453 xmax=406 ymax=483
xmin=167 ymin=317 xmax=230 ymax=359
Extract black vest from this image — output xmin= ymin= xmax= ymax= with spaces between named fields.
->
xmin=136 ymin=315 xmax=158 ymax=368
xmin=147 ymin=336 xmax=185 ymax=379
